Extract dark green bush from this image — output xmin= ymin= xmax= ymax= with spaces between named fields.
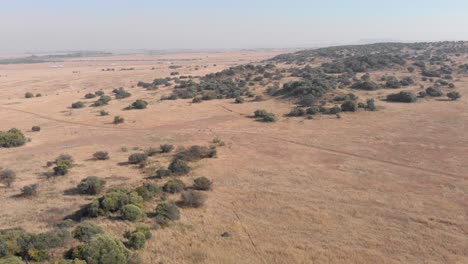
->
xmin=101 ymin=189 xmax=131 ymax=213
xmin=425 ymin=87 xmax=443 ymax=97
xmin=135 ymin=183 xmax=160 ymax=201
xmin=120 ymin=204 xmax=145 ymax=222
xmin=93 ymin=95 xmax=112 ymax=106
xmin=21 ymin=184 xmax=38 ymax=197
xmin=168 ymin=159 xmax=191 ymax=175
xmin=71 ymin=102 xmax=85 ymax=109
xmin=71 ymin=235 xmax=130 ymax=264
xmin=287 ymin=108 xmax=306 ymax=117
xmin=0 ymin=128 xmax=27 ymax=148
xmin=85 ymin=93 xmax=97 ymax=99
xmin=340 ymin=100 xmax=358 ymax=112
xmin=180 ymin=190 xmax=206 ymax=208
xmin=154 ymin=202 xmax=180 ymax=226
xmin=156 ymin=168 xmax=172 ymax=178
xmin=193 ymin=177 xmax=212 ymax=191
xmin=112 ymin=88 xmax=132 ymax=99
xmin=99 ymin=110 xmax=109 ymax=116
xmin=386 ymin=91 xmax=417 ymax=103
xmin=113 ymin=116 xmax=124 ymax=124
xmin=95 ymin=91 xmax=104 ymax=96
xmin=31 ymin=126 xmax=41 ymax=132
xmin=366 ymin=99 xmax=376 ymax=111
xmin=175 ymin=145 xmax=217 ymax=161
xmin=163 ymin=179 xmax=185 ymax=193
xmin=93 ymin=151 xmax=109 ymax=160
xmin=77 ymin=177 xmax=106 ymax=195
xmin=127 ymin=232 xmax=146 ymax=249
xmin=73 ymin=222 xmax=104 ymax=242
xmin=160 ymin=144 xmax=174 ymax=153
xmin=130 ymin=100 xmax=148 ymax=109
xmin=306 ymin=106 xmax=320 ymax=115
xmin=128 ymin=153 xmax=148 ymax=164
xmin=25 ymin=92 xmax=34 ymax=98
xmin=447 ymin=91 xmax=461 ymax=100
xmin=234 ymin=97 xmax=244 ymax=104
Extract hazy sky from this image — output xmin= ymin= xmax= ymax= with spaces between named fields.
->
xmin=1 ymin=0 xmax=468 ymax=53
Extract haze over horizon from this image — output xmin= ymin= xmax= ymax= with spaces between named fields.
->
xmin=1 ymin=0 xmax=468 ymax=54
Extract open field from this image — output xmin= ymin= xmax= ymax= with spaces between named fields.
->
xmin=0 ymin=46 xmax=467 ymax=264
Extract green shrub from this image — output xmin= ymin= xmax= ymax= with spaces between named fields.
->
xmin=156 ymin=168 xmax=172 ymax=178
xmin=95 ymin=90 xmax=104 ymax=96
xmin=93 ymin=151 xmax=109 ymax=160
xmin=73 ymin=222 xmax=104 ymax=242
xmin=112 ymin=88 xmax=132 ymax=99
xmin=287 ymin=108 xmax=306 ymax=117
xmin=128 ymin=153 xmax=148 ymax=164
xmin=160 ymin=144 xmax=174 ymax=153
xmin=306 ymin=106 xmax=320 ymax=115
xmin=0 ymin=257 xmax=25 ymax=264
xmin=71 ymin=102 xmax=85 ymax=109
xmin=85 ymin=93 xmax=97 ymax=99
xmin=154 ymin=202 xmax=180 ymax=226
xmin=93 ymin=95 xmax=112 ymax=106
xmin=99 ymin=110 xmax=109 ymax=116
xmin=134 ymin=224 xmax=152 ymax=240
xmin=71 ymin=235 xmax=130 ymax=264
xmin=113 ymin=116 xmax=124 ymax=124
xmin=78 ymin=177 xmax=106 ymax=195
xmin=193 ymin=177 xmax=212 ymax=191
xmin=121 ymin=204 xmax=145 ymax=222
xmin=31 ymin=126 xmax=41 ymax=132
xmin=366 ymin=99 xmax=377 ymax=111
xmin=53 ymin=164 xmax=69 ymax=176
xmin=135 ymin=183 xmax=160 ymax=201
xmin=168 ymin=159 xmax=191 ymax=175
xmin=192 ymin=96 xmax=202 ymax=103
xmin=386 ymin=91 xmax=417 ymax=103
xmin=180 ymin=190 xmax=206 ymax=208
xmin=0 ymin=128 xmax=27 ymax=148
xmin=163 ymin=179 xmax=185 ymax=193
xmin=425 ymin=87 xmax=443 ymax=97
xmin=21 ymin=184 xmax=38 ymax=197
xmin=254 ymin=95 xmax=264 ymax=101
xmin=254 ymin=109 xmax=268 ymax=118
xmin=175 ymin=145 xmax=217 ymax=161
xmin=340 ymin=100 xmax=358 ymax=112
xmin=262 ymin=112 xmax=277 ymax=122
xmin=53 ymin=155 xmax=73 ymax=176
xmin=127 ymin=232 xmax=145 ymax=249
xmin=130 ymin=100 xmax=148 ymax=109
xmin=234 ymin=97 xmax=244 ymax=104
xmin=145 ymin=147 xmax=159 ymax=156
xmin=0 ymin=169 xmax=16 ymax=187
xmin=447 ymin=91 xmax=461 ymax=100
xmin=25 ymin=92 xmax=34 ymax=98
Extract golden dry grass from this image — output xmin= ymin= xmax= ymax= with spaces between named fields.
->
xmin=0 ymin=50 xmax=467 ymax=263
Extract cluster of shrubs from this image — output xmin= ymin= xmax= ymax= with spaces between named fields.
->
xmin=51 ymin=154 xmax=74 ymax=176
xmin=0 ymin=128 xmax=27 ymax=148
xmin=112 ymin=88 xmax=131 ymax=99
xmin=92 ymin=95 xmax=112 ymax=107
xmin=127 ymin=99 xmax=148 ymax=110
xmin=386 ymin=91 xmax=418 ymax=103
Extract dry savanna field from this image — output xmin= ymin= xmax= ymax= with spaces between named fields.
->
xmin=0 ymin=44 xmax=467 ymax=264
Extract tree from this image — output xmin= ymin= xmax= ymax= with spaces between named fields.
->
xmin=71 ymin=236 xmax=130 ymax=264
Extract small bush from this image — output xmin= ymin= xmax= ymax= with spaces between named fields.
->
xmin=168 ymin=159 xmax=191 ymax=175
xmin=99 ymin=110 xmax=109 ymax=116
xmin=234 ymin=97 xmax=244 ymax=104
xmin=447 ymin=91 xmax=461 ymax=100
xmin=386 ymin=91 xmax=417 ymax=103
xmin=95 ymin=90 xmax=104 ymax=96
xmin=25 ymin=92 xmax=34 ymax=98
xmin=425 ymin=87 xmax=443 ymax=97
xmin=73 ymin=222 xmax=104 ymax=242
xmin=71 ymin=102 xmax=85 ymax=109
xmin=180 ymin=190 xmax=206 ymax=208
xmin=254 ymin=95 xmax=264 ymax=101
xmin=145 ymin=147 xmax=159 ymax=156
xmin=71 ymin=235 xmax=130 ymax=264
xmin=0 ymin=128 xmax=27 ymax=148
xmin=128 ymin=153 xmax=148 ymax=164
xmin=306 ymin=106 xmax=320 ymax=115
xmin=121 ymin=204 xmax=145 ymax=222
xmin=341 ymin=100 xmax=358 ymax=112
xmin=366 ymin=99 xmax=377 ymax=111
xmin=154 ymin=202 xmax=180 ymax=226
xmin=77 ymin=176 xmax=106 ymax=195
xmin=113 ymin=87 xmax=132 ymax=99
xmin=31 ymin=126 xmax=41 ymax=132
xmin=287 ymin=108 xmax=306 ymax=117
xmin=93 ymin=95 xmax=112 ymax=106
xmin=127 ymin=232 xmax=146 ymax=249
xmin=21 ymin=184 xmax=38 ymax=197
xmin=175 ymin=145 xmax=217 ymax=161
xmin=160 ymin=144 xmax=174 ymax=153
xmin=85 ymin=93 xmax=97 ymax=99
xmin=113 ymin=116 xmax=124 ymax=124
xmin=130 ymin=100 xmax=148 ymax=109
xmin=0 ymin=169 xmax=16 ymax=187
xmin=193 ymin=177 xmax=212 ymax=191
xmin=192 ymin=97 xmax=202 ymax=103
xmin=163 ymin=179 xmax=185 ymax=193
xmin=156 ymin=168 xmax=172 ymax=178
xmin=254 ymin=109 xmax=268 ymax=118
xmin=93 ymin=151 xmax=109 ymax=160
xmin=135 ymin=183 xmax=160 ymax=201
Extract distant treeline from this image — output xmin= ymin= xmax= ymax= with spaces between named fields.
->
xmin=0 ymin=51 xmax=112 ymax=65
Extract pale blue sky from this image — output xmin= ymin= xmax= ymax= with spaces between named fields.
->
xmin=1 ymin=0 xmax=468 ymax=53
